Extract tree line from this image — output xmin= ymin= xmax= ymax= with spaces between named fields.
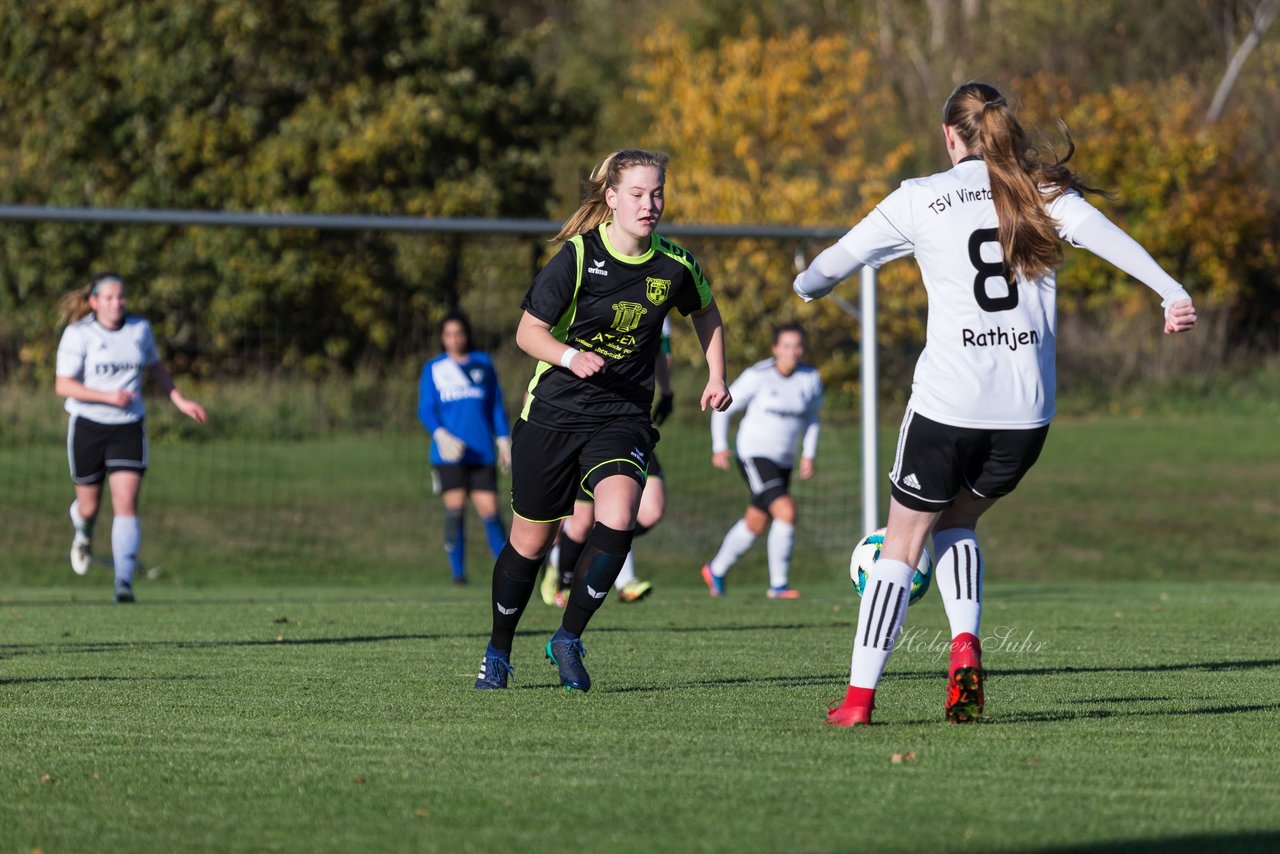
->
xmin=1 ymin=0 xmax=1275 ymax=391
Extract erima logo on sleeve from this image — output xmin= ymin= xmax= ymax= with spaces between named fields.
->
xmin=588 ymin=259 xmax=609 ymax=276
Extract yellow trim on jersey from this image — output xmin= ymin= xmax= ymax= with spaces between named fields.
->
xmin=598 ymin=222 xmax=656 ymax=264
xmin=521 ymin=235 xmax=586 ymax=421
xmin=654 ymin=233 xmax=713 ymax=311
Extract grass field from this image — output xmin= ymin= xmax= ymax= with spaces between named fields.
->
xmin=2 ymin=406 xmax=1277 ymax=585
xmin=3 ymin=578 xmax=1279 ymax=852
xmin=2 ymin=401 xmax=1277 ymax=851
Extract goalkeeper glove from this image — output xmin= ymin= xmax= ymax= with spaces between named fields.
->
xmin=433 ymin=428 xmax=466 ymax=463
xmin=652 ymin=392 xmax=674 ymax=426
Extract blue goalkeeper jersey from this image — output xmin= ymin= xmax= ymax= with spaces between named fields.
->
xmin=418 ymin=351 xmax=510 ymax=466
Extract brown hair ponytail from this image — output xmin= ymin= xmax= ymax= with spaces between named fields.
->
xmin=58 ymin=273 xmax=123 ymax=326
xmin=553 ymin=149 xmax=670 ymax=243
xmin=943 ymin=82 xmax=1105 ymax=281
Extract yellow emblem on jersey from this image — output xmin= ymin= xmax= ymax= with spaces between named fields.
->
xmin=611 ymin=301 xmax=648 ymax=333
xmin=645 ymin=277 xmax=671 ymax=306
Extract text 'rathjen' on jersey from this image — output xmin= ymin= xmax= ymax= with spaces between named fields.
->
xmin=521 ymin=223 xmax=712 ymax=431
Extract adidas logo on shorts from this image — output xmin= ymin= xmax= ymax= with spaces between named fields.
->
xmin=903 ymin=472 xmax=922 ymax=490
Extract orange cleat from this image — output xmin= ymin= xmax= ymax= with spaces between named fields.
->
xmin=701 ymin=564 xmax=724 ymax=597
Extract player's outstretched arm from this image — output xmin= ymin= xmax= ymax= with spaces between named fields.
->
xmin=1069 ymin=213 xmax=1198 ymax=335
xmin=691 ymin=298 xmax=731 ymax=412
xmin=793 ymin=243 xmax=862 ymax=303
xmin=515 ymin=310 xmax=605 ymax=379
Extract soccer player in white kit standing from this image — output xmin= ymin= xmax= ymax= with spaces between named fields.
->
xmin=794 ymin=82 xmax=1197 ymax=726
xmin=55 ymin=274 xmax=208 ymax=602
xmin=701 ymin=324 xmax=824 ymax=599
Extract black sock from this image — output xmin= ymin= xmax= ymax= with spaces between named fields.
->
xmin=633 ymin=522 xmax=651 ymax=537
xmin=562 ymin=523 xmax=635 ymax=636
xmin=488 ymin=542 xmax=544 ymax=653
xmin=558 ymin=535 xmax=587 ymax=590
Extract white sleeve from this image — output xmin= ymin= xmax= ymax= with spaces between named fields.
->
xmin=55 ymin=326 xmax=86 ymax=378
xmin=710 ymin=369 xmax=756 ymax=453
xmin=140 ymin=320 xmax=160 ymax=368
xmin=794 ymin=185 xmax=915 ymax=302
xmin=800 ymin=380 xmax=823 ymax=460
xmin=1067 ymin=208 xmax=1192 ymax=308
xmin=793 ymin=243 xmax=862 ymax=302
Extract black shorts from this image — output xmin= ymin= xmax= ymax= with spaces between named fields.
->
xmin=575 ymin=451 xmax=663 ymax=502
xmin=889 ymin=408 xmax=1049 ymax=511
xmin=737 ymin=456 xmax=793 ymax=512
xmin=433 ymin=463 xmax=499 ymax=495
xmin=510 ymin=418 xmax=656 ymax=523
xmin=67 ymin=415 xmax=148 ymax=485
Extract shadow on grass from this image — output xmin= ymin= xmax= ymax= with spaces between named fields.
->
xmin=1 ymin=673 xmax=209 ymax=685
xmin=1026 ymin=830 xmax=1280 ymax=853
xmin=891 ymin=658 xmax=1280 ymax=679
xmin=0 ymin=621 xmax=849 ymax=661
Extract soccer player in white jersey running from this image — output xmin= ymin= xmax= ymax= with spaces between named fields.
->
xmin=701 ymin=324 xmax=824 ymax=599
xmin=55 ymin=273 xmax=208 ymax=602
xmin=795 ymin=82 xmax=1197 ymax=727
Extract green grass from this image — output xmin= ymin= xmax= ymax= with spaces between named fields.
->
xmin=2 ymin=578 xmax=1279 ymax=852
xmin=2 ymin=408 xmax=1277 ymax=585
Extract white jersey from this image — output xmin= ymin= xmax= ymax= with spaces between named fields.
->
xmin=838 ymin=159 xmax=1103 ymax=428
xmin=711 ymin=359 xmax=824 ymax=466
xmin=56 ymin=316 xmax=159 ymax=424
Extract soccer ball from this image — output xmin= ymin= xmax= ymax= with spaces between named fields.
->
xmin=850 ymin=527 xmax=932 ymax=606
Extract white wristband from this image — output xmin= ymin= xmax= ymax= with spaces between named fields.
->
xmin=560 ymin=348 xmax=579 ymax=368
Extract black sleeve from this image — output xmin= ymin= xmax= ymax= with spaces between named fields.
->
xmin=674 ymin=260 xmax=710 ymax=317
xmin=520 ymin=242 xmax=579 ymax=325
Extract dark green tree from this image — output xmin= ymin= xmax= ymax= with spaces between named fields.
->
xmin=0 ymin=0 xmax=583 ymax=377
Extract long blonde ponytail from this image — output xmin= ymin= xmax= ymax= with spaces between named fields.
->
xmin=943 ymin=82 xmax=1105 ymax=281
xmin=553 ymin=149 xmax=670 ymax=243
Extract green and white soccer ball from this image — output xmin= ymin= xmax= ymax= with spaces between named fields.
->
xmin=850 ymin=527 xmax=932 ymax=606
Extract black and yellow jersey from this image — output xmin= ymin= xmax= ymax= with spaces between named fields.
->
xmin=520 ymin=223 xmax=712 ymax=431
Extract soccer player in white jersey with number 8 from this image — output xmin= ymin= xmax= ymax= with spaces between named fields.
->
xmin=795 ymin=82 xmax=1197 ymax=727
xmin=55 ymin=273 xmax=208 ymax=602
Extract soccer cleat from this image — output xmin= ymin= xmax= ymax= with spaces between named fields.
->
xmin=552 ymin=590 xmax=569 ymax=608
xmin=701 ymin=564 xmax=724 ymax=598
xmin=617 ymin=578 xmax=652 ymax=603
xmin=70 ymin=535 xmax=93 ymax=576
xmin=826 ymin=700 xmax=873 ymax=727
xmin=114 ymin=582 xmax=135 ymax=604
xmin=827 ymin=685 xmax=875 ymax=727
xmin=946 ymin=667 xmax=985 ymax=723
xmin=539 ymin=564 xmax=561 ymax=606
xmin=451 ymin=574 xmax=469 ymax=586
xmin=545 ymin=630 xmax=590 ymax=692
xmin=767 ymin=586 xmax=800 ymax=599
xmin=475 ymin=647 xmax=514 ymax=690
xmin=946 ymin=632 xmax=984 ymax=723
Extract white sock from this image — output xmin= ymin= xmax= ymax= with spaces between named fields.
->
xmin=614 ymin=550 xmax=637 ymax=589
xmin=766 ymin=520 xmax=794 ymax=588
xmin=70 ymin=500 xmax=94 ymax=540
xmin=933 ymin=528 xmax=983 ymax=639
xmin=709 ymin=519 xmax=756 ymax=577
xmin=848 ymin=559 xmax=914 ymax=689
xmin=112 ymin=516 xmax=141 ymax=585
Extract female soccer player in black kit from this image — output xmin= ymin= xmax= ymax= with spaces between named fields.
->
xmin=475 ymin=149 xmax=732 ymax=691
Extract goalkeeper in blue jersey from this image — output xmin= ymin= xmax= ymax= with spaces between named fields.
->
xmin=418 ymin=312 xmax=512 ymax=585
